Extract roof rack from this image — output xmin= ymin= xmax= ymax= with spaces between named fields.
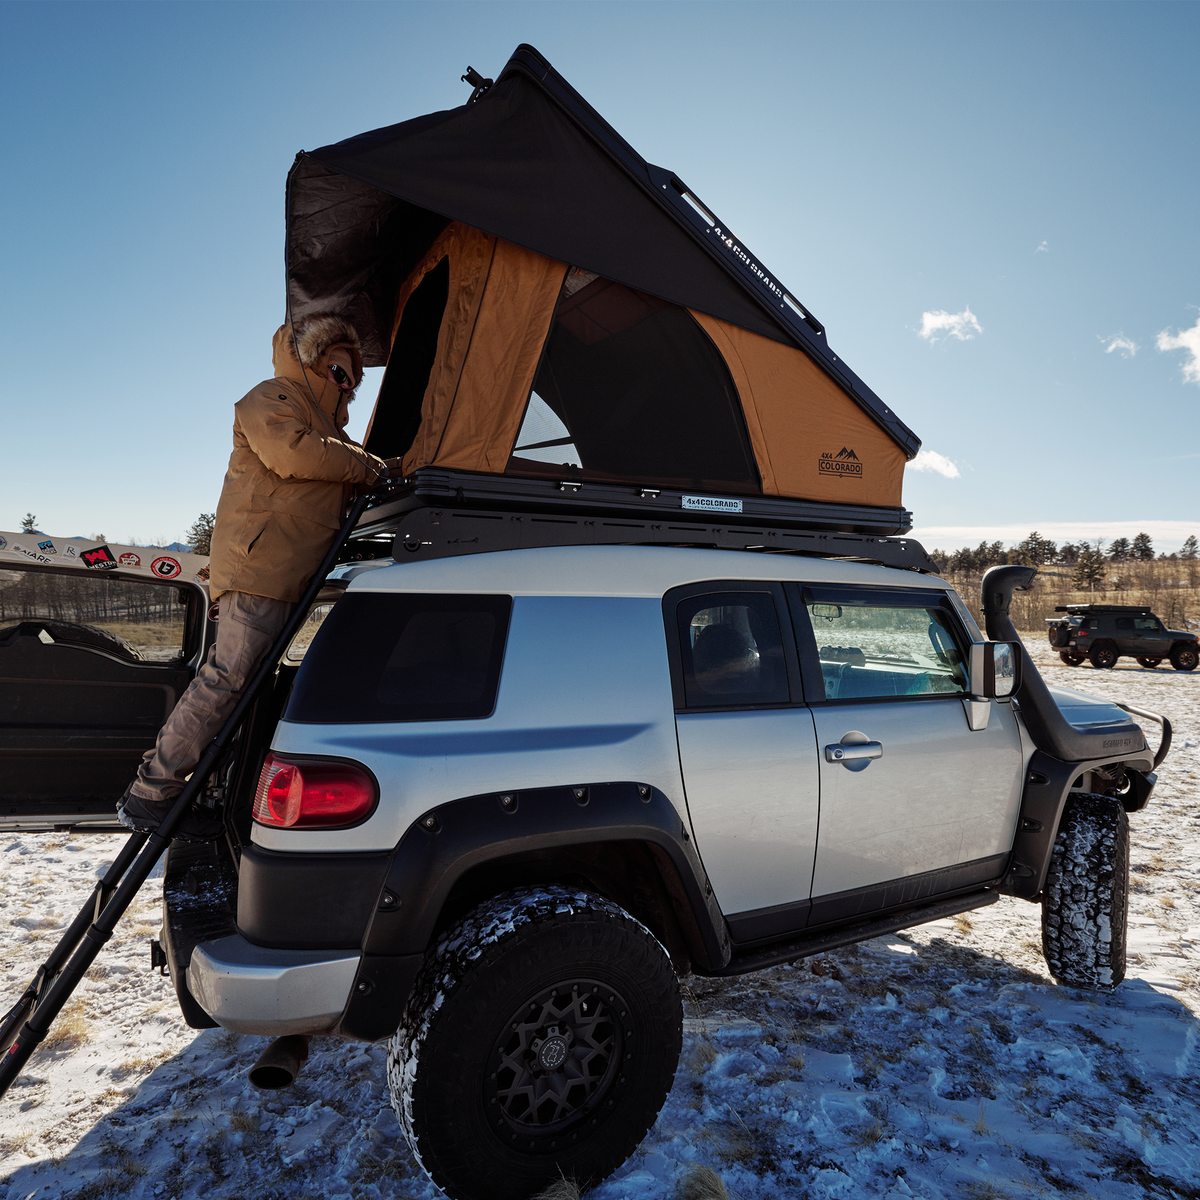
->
xmin=343 ymin=468 xmax=936 ymax=574
xmin=1054 ymin=604 xmax=1155 ymax=615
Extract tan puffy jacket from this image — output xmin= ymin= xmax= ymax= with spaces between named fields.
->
xmin=209 ymin=328 xmax=388 ymax=603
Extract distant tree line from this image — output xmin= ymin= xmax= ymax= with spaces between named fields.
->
xmin=928 ymin=531 xmax=1198 ymax=584
xmin=0 ymin=568 xmax=185 ymax=625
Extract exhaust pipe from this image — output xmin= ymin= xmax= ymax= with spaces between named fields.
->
xmin=248 ymin=1034 xmax=311 ymax=1089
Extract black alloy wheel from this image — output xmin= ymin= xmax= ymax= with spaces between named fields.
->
xmin=1136 ymin=657 xmax=1162 ymax=669
xmin=387 ymin=887 xmax=682 ymax=1200
xmin=490 ymin=979 xmax=625 ymax=1137
xmin=1059 ymin=652 xmax=1085 ymax=666
xmin=1089 ymin=643 xmax=1118 ymax=669
xmin=1170 ymin=645 xmax=1199 ymax=672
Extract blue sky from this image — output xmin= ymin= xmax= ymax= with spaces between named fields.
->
xmin=1 ymin=1 xmax=1196 ymax=553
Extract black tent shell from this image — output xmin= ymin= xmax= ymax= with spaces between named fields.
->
xmin=286 ymin=44 xmax=920 ymax=461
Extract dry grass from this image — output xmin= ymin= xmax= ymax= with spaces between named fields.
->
xmin=531 ymin=1176 xmax=581 ymax=1200
xmin=42 ymin=997 xmax=91 ymax=1050
xmin=676 ymin=1164 xmax=729 ymax=1200
xmin=954 ymin=914 xmax=975 ymax=936
xmin=686 ymin=1037 xmax=718 ymax=1072
xmin=851 ymin=1118 xmax=888 ymax=1148
xmin=228 ymin=1109 xmax=259 ymax=1134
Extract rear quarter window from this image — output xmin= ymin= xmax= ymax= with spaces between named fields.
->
xmin=285 ymin=593 xmax=512 ymax=723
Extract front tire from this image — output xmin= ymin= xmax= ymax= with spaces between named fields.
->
xmin=1170 ymin=645 xmax=1199 ymax=671
xmin=387 ymin=887 xmax=682 ymax=1200
xmin=1041 ymin=795 xmax=1129 ymax=991
xmin=1059 ymin=651 xmax=1085 ymax=666
xmin=1089 ymin=642 xmax=1118 ymax=669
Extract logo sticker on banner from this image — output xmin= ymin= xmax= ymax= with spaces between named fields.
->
xmin=37 ymin=540 xmax=56 ymax=554
xmin=150 ymin=556 xmax=182 ymax=579
xmin=118 ymin=553 xmax=141 ymax=567
xmin=81 ymin=545 xmax=119 ymax=570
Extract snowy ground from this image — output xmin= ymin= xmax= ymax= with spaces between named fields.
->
xmin=2 ymin=642 xmax=1199 ymax=1200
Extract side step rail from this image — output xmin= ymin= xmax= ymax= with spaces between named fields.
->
xmin=0 ymin=487 xmax=382 ymax=1099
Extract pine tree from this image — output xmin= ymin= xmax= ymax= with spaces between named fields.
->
xmin=1107 ymin=537 xmax=1130 ymax=561
xmin=1131 ymin=531 xmax=1154 ymax=561
xmin=20 ymin=513 xmax=36 ymax=533
xmin=1182 ymin=535 xmax=1198 ymax=561
xmin=1014 ymin=531 xmax=1057 ymax=566
xmin=1073 ymin=546 xmax=1106 ymax=591
xmin=186 ymin=512 xmax=216 ymax=556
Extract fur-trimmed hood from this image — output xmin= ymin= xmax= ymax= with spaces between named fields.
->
xmin=272 ymin=313 xmax=364 ymax=396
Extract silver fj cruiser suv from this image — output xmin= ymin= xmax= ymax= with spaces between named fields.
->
xmin=164 ymin=533 xmax=1164 ymax=1200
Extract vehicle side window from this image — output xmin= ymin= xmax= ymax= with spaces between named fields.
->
xmin=285 ymin=593 xmax=512 ymax=723
xmin=0 ymin=566 xmax=191 ymax=662
xmin=1116 ymin=618 xmax=1133 ymax=631
xmin=1082 ymin=618 xmax=1098 ymax=630
xmin=1134 ymin=617 xmax=1162 ymax=632
xmin=676 ymin=591 xmax=788 ymax=708
xmin=802 ymin=594 xmax=968 ymax=701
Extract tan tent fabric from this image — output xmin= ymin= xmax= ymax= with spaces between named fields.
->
xmin=690 ymin=311 xmax=906 ymax=509
xmin=391 ymin=222 xmax=567 ymax=476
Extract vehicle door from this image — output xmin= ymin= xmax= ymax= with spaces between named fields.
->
xmin=789 ymin=584 xmax=1023 ymax=927
xmin=1114 ymin=616 xmax=1135 ymax=654
xmin=0 ymin=548 xmax=210 ymax=829
xmin=667 ymin=582 xmax=820 ymax=944
xmin=1132 ymin=616 xmax=1167 ymax=656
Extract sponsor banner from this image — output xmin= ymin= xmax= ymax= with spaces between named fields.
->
xmin=682 ymin=495 xmax=743 ymax=514
xmin=0 ymin=530 xmax=210 ymax=591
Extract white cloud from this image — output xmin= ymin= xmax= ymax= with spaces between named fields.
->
xmin=1156 ymin=315 xmax=1200 ymax=385
xmin=1100 ymin=333 xmax=1138 ymax=358
xmin=908 ymin=520 xmax=1200 ymax=555
xmin=906 ymin=449 xmax=961 ymax=478
xmin=1035 ymin=240 xmax=1049 ymax=253
xmin=917 ymin=306 xmax=982 ymax=343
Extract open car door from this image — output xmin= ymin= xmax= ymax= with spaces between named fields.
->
xmin=0 ymin=535 xmax=211 ymax=830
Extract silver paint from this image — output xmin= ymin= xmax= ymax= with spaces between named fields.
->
xmin=675 ymin=708 xmax=820 ymax=915
xmin=809 ymin=698 xmax=1023 ymax=897
xmin=187 ymin=934 xmax=359 ymax=1036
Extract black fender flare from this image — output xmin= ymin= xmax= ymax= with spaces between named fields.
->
xmin=337 ymin=781 xmax=730 ymax=1041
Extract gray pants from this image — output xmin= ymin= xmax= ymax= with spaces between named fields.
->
xmin=131 ymin=591 xmax=291 ymax=803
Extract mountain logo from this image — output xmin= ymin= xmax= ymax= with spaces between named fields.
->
xmin=819 ymin=447 xmax=863 ymax=478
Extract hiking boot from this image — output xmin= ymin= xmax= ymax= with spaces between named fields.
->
xmin=117 ymin=786 xmax=224 ymax=844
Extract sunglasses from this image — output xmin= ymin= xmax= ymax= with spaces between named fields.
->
xmin=328 ymin=363 xmax=353 ymax=389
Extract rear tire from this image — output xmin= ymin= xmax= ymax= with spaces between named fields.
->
xmin=1089 ymin=643 xmax=1118 ymax=669
xmin=1041 ymin=794 xmax=1128 ymax=991
xmin=387 ymin=887 xmax=682 ymax=1200
xmin=1136 ymin=657 xmax=1162 ymax=669
xmin=1170 ymin=645 xmax=1198 ymax=671
xmin=1059 ymin=652 xmax=1085 ymax=666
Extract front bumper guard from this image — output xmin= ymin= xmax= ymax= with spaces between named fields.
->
xmin=186 ymin=934 xmax=359 ymax=1037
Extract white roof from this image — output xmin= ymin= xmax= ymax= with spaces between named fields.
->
xmin=347 ymin=544 xmax=949 ymax=599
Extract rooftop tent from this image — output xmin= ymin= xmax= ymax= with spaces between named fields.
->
xmin=286 ymin=44 xmax=921 ymax=517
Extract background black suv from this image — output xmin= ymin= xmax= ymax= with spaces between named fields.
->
xmin=1048 ymin=604 xmax=1199 ymax=670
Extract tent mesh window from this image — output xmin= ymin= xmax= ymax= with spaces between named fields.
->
xmin=509 ymin=274 xmax=761 ymax=493
xmin=366 ymin=257 xmax=451 ymax=460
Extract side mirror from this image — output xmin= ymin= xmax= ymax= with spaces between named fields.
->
xmin=969 ymin=641 xmax=1022 ymax=699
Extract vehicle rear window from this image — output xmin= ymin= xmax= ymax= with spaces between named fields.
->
xmin=676 ymin=591 xmax=789 ymax=708
xmin=284 ymin=593 xmax=512 ymax=724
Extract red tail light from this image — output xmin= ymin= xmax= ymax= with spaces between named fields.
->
xmin=252 ymin=753 xmax=377 ymax=829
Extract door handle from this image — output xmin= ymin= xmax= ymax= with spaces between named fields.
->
xmin=824 ymin=736 xmax=883 ymax=771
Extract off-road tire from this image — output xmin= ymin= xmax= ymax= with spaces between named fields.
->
xmin=387 ymin=887 xmax=682 ymax=1200
xmin=1136 ymin=657 xmax=1162 ymax=669
xmin=1088 ymin=642 xmax=1118 ymax=669
xmin=1059 ymin=652 xmax=1085 ymax=666
xmin=1041 ymin=794 xmax=1129 ymax=991
xmin=1170 ymin=645 xmax=1199 ymax=672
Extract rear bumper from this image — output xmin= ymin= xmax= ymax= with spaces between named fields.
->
xmin=186 ymin=933 xmax=359 ymax=1037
